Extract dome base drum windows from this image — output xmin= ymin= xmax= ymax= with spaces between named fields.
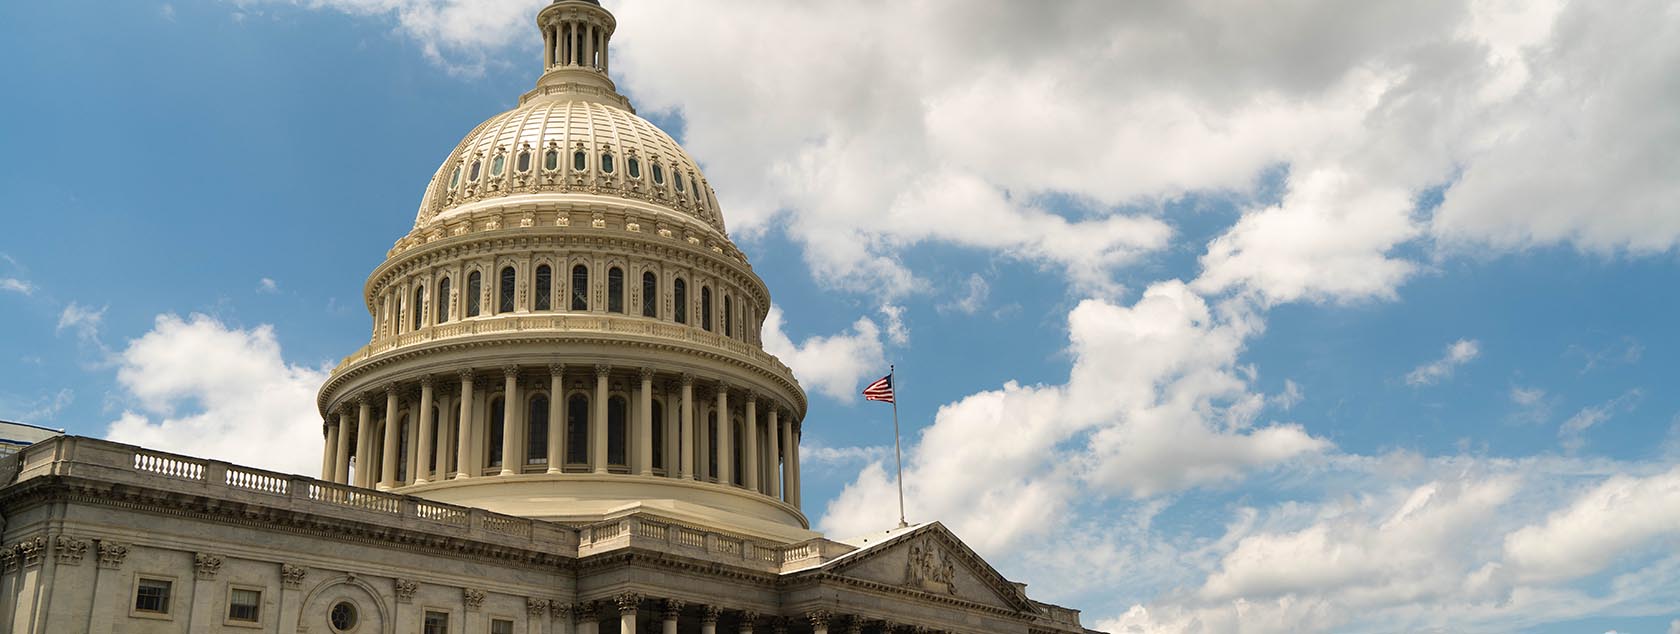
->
xmin=571 ymin=265 xmax=589 ymax=311
xmin=566 ymin=394 xmax=589 ymax=465
xmin=436 ymin=277 xmax=452 ymax=324
xmin=527 ymin=395 xmax=549 ymax=466
xmin=487 ymin=398 xmax=505 ymax=469
xmin=673 ymin=278 xmax=687 ymax=324
xmin=499 ymin=267 xmax=516 ymax=314
xmin=466 ymin=271 xmax=482 ymax=317
xmin=534 ymin=265 xmax=553 ymax=312
xmin=641 ymin=272 xmax=657 ymax=318
xmin=607 ymin=267 xmax=624 ymax=314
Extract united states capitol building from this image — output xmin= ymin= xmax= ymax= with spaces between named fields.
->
xmin=0 ymin=2 xmax=1099 ymax=632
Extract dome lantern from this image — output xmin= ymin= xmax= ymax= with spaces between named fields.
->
xmin=534 ymin=0 xmax=619 ymax=103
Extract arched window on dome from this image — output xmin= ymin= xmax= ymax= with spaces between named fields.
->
xmin=534 ymin=265 xmax=553 ymax=312
xmin=650 ymin=399 xmax=665 ymax=472
xmin=499 ymin=267 xmax=516 ymax=314
xmin=469 ymin=159 xmax=481 ymax=182
xmin=573 ymin=150 xmax=587 ymax=172
xmin=627 ymin=156 xmax=641 ymax=179
xmin=566 ymin=394 xmax=589 ymax=466
xmin=651 ymin=162 xmax=665 ymax=185
xmin=412 ymin=285 xmax=426 ymax=331
xmin=466 ymin=271 xmax=482 ymax=317
xmin=673 ymin=278 xmax=688 ymax=324
xmin=687 ymin=173 xmax=698 ymax=201
xmin=571 ymin=265 xmax=589 ymax=311
xmin=674 ymin=171 xmax=685 ymax=193
xmin=436 ymin=277 xmax=452 ymax=324
xmin=642 ymin=272 xmax=658 ymax=318
xmin=527 ymin=394 xmax=548 ymax=466
xmin=490 ymin=154 xmax=506 ymax=178
xmin=724 ymin=295 xmax=734 ymax=339
xmin=600 ymin=152 xmax=615 ymax=174
xmin=448 ymin=166 xmax=461 ymax=190
xmin=544 ymin=147 xmax=560 ymax=172
xmin=700 ymin=286 xmax=713 ymax=331
xmin=607 ymin=267 xmax=624 ymax=314
xmin=608 ymin=396 xmax=628 ymax=468
xmin=516 ymin=148 xmax=532 ymax=173
xmin=486 ymin=397 xmax=505 ymax=470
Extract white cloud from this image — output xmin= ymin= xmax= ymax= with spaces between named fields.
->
xmin=1274 ymin=379 xmax=1305 ymax=411
xmin=1669 ymin=618 xmax=1679 ymax=634
xmin=1406 ymin=339 xmax=1481 ymax=386
xmin=1504 ymin=464 xmax=1680 ymax=583
xmin=0 ymin=278 xmax=33 ymax=295
xmin=103 ymin=314 xmax=329 ymax=476
xmin=877 ymin=303 xmax=909 ymax=346
xmin=55 ymin=302 xmax=110 ymax=358
xmin=1558 ymin=390 xmax=1642 ymax=452
xmin=938 ymin=273 xmax=990 ymax=315
xmin=258 ymin=277 xmax=280 ymax=293
xmin=760 ymin=305 xmax=886 ymax=402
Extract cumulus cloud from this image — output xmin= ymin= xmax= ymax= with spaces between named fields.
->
xmin=104 ymin=314 xmax=330 ymax=476
xmin=1406 ymin=339 xmax=1481 ymax=386
xmin=760 ymin=305 xmax=886 ymax=402
xmin=1504 ymin=464 xmax=1680 ymax=583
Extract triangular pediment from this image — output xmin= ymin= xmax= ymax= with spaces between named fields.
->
xmin=823 ymin=523 xmax=1032 ymax=612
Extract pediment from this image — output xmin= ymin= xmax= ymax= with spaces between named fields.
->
xmin=823 ymin=523 xmax=1031 ymax=612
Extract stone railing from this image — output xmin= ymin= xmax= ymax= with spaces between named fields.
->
xmin=11 ymin=436 xmax=852 ymax=573
xmin=335 ymin=313 xmax=794 ymax=378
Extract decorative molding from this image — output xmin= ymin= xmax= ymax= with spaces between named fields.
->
xmin=577 ymin=601 xmax=597 ymax=621
xmin=463 ymin=588 xmax=486 ymax=611
xmin=615 ymin=592 xmax=642 ymax=614
xmin=808 ymin=611 xmax=832 ymax=628
xmin=54 ymin=535 xmax=88 ymax=566
xmin=661 ymin=599 xmax=685 ymax=620
xmin=550 ymin=601 xmax=572 ymax=620
xmin=395 ymin=578 xmax=419 ymax=603
xmin=528 ymin=598 xmax=550 ymax=616
xmin=194 ymin=552 xmax=223 ymax=579
xmin=701 ymin=604 xmax=722 ymax=625
xmin=97 ymin=541 xmax=130 ymax=570
xmin=0 ymin=546 xmax=16 ymax=573
xmin=19 ymin=537 xmax=47 ymax=568
xmin=280 ymin=563 xmax=307 ymax=588
xmin=905 ymin=537 xmax=958 ymax=596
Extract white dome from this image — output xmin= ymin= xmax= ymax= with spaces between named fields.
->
xmin=415 ymin=97 xmax=727 ymax=234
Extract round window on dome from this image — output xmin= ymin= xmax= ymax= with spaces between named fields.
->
xmin=601 ymin=153 xmax=615 ymax=174
xmin=468 ymin=160 xmax=481 ymax=182
xmin=490 ymin=155 xmax=506 ymax=177
xmin=627 ymin=157 xmax=641 ymax=179
xmin=516 ymin=150 xmax=531 ymax=173
xmin=573 ymin=151 xmax=587 ymax=172
xmin=544 ymin=149 xmax=560 ymax=171
xmin=329 ymin=601 xmax=358 ymax=632
xmin=651 ymin=163 xmax=665 ymax=185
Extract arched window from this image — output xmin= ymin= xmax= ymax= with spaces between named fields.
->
xmin=487 ymin=397 xmax=505 ymax=469
xmin=607 ymin=267 xmax=624 ymax=314
xmin=490 ymin=154 xmax=506 ymax=178
xmin=600 ymin=153 xmax=615 ymax=174
xmin=651 ymin=400 xmax=665 ymax=471
xmin=499 ymin=267 xmax=516 ymax=314
xmin=466 ymin=271 xmax=482 ymax=317
xmin=627 ymin=156 xmax=641 ymax=179
xmin=566 ymin=394 xmax=589 ymax=465
xmin=534 ymin=265 xmax=553 ymax=311
xmin=448 ymin=166 xmax=461 ymax=190
xmin=701 ymin=286 xmax=713 ymax=331
xmin=571 ymin=265 xmax=589 ymax=311
xmin=673 ymin=278 xmax=688 ymax=324
xmin=527 ymin=395 xmax=548 ymax=465
xmin=468 ymin=160 xmax=481 ymax=182
xmin=724 ymin=296 xmax=734 ymax=339
xmin=652 ymin=162 xmax=665 ymax=185
xmin=544 ymin=148 xmax=560 ymax=171
xmin=608 ymin=396 xmax=628 ymax=467
xmin=436 ymin=277 xmax=452 ymax=324
xmin=516 ymin=149 xmax=531 ymax=173
xmin=412 ymin=285 xmax=425 ymax=331
xmin=674 ymin=171 xmax=685 ymax=193
xmin=642 ymin=272 xmax=658 ymax=318
xmin=706 ymin=411 xmax=718 ymax=479
xmin=573 ymin=150 xmax=587 ymax=172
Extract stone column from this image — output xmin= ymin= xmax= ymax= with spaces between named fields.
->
xmin=548 ymin=364 xmax=565 ymax=473
xmin=701 ymin=606 xmax=720 ymax=634
xmin=593 ymin=365 xmax=610 ymax=473
xmin=414 ymin=377 xmax=436 ymax=485
xmin=638 ymin=369 xmax=654 ymax=476
xmin=743 ymin=393 xmax=759 ymax=491
xmin=777 ymin=411 xmax=791 ymax=502
xmin=679 ymin=375 xmax=694 ymax=479
xmin=661 ymin=600 xmax=683 ymax=634
xmin=807 ymin=611 xmax=830 ymax=634
xmin=578 ymin=602 xmax=599 ymax=634
xmin=380 ymin=385 xmax=400 ymax=489
xmin=790 ymin=420 xmax=802 ymax=508
xmin=321 ymin=420 xmax=338 ymax=481
xmin=617 ymin=593 xmax=641 ymax=634
xmin=355 ymin=397 xmax=373 ymax=487
xmin=502 ymin=366 xmax=522 ymax=475
xmin=544 ymin=26 xmax=556 ymax=68
xmin=665 ymin=381 xmax=680 ymax=478
xmin=335 ymin=409 xmax=353 ymax=484
xmin=697 ymin=387 xmax=711 ymax=482
xmin=456 ymin=370 xmax=475 ymax=479
xmin=769 ymin=405 xmax=779 ymax=497
xmin=715 ymin=384 xmax=731 ymax=485
xmin=435 ymin=391 xmax=453 ymax=479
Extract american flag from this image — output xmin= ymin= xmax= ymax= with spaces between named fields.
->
xmin=862 ymin=373 xmax=894 ymax=403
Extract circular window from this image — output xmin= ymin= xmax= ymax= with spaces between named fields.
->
xmin=329 ymin=601 xmax=358 ymax=632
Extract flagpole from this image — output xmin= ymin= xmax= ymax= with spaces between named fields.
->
xmin=890 ymin=365 xmax=908 ymax=528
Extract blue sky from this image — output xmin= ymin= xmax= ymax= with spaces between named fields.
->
xmin=2 ymin=1 xmax=1679 ymax=633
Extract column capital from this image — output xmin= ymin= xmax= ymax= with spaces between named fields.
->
xmin=385 ymin=382 xmax=400 ymax=396
xmin=640 ymin=367 xmax=655 ymax=381
xmin=701 ymin=605 xmax=722 ymax=625
xmin=740 ymin=611 xmax=761 ymax=628
xmin=527 ymin=598 xmax=550 ymax=616
xmin=743 ymin=390 xmax=757 ymax=404
xmin=577 ymin=601 xmax=597 ymax=620
xmin=357 ymin=394 xmax=372 ymax=406
xmin=503 ymin=365 xmax=521 ymax=379
xmin=549 ymin=363 xmax=566 ymax=375
xmin=715 ymin=380 xmax=731 ymax=393
xmin=550 ymin=601 xmax=572 ymax=620
xmin=615 ymin=592 xmax=643 ymax=614
xmin=807 ymin=611 xmax=831 ymax=628
xmin=595 ymin=364 xmax=611 ymax=378
xmin=420 ymin=374 xmax=436 ymax=388
xmin=457 ymin=368 xmax=475 ymax=382
xmin=661 ymin=599 xmax=685 ymax=620
xmin=680 ymin=373 xmax=694 ymax=387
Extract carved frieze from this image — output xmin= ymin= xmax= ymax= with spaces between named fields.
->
xmin=464 ymin=588 xmax=486 ymax=611
xmin=19 ymin=537 xmax=46 ymax=568
xmin=905 ymin=538 xmax=958 ymax=596
xmin=528 ymin=598 xmax=550 ymax=616
xmin=396 ymin=578 xmax=419 ymax=603
xmin=54 ymin=536 xmax=88 ymax=566
xmin=280 ymin=564 xmax=307 ymax=588
xmin=195 ymin=552 xmax=223 ymax=579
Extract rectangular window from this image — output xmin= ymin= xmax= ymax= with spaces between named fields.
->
xmin=424 ymin=611 xmax=451 ymax=634
xmin=491 ymin=618 xmax=514 ymax=634
xmin=134 ymin=578 xmax=172 ymax=614
xmin=227 ymin=587 xmax=261 ymax=623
